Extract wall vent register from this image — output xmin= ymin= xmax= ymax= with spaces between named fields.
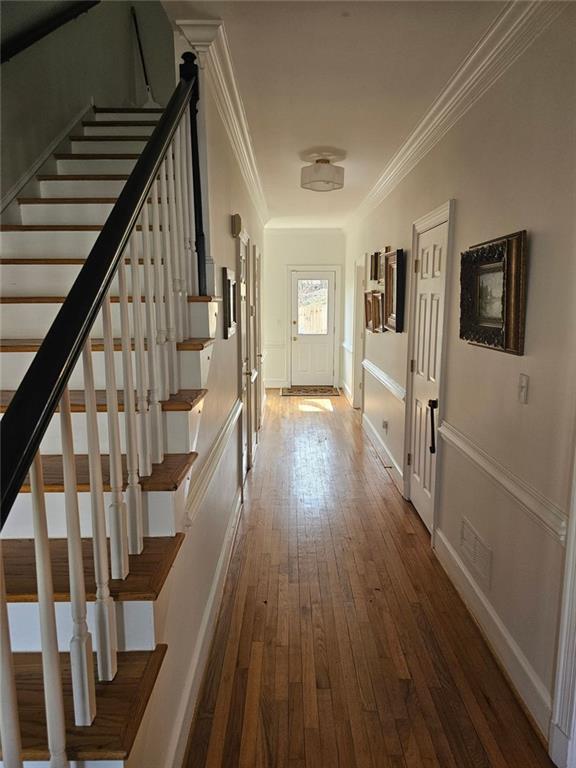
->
xmin=460 ymin=517 xmax=493 ymax=588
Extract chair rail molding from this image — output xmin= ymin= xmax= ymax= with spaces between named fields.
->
xmin=176 ymin=19 xmax=269 ymax=226
xmin=348 ymin=1 xmax=566 ymax=224
xmin=185 ymin=398 xmax=243 ymax=526
xmin=438 ymin=421 xmax=568 ymax=543
xmin=362 ymin=359 xmax=406 ymax=402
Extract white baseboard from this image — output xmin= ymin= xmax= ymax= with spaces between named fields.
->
xmin=362 ymin=412 xmax=404 ymax=494
xmin=1 ymin=101 xmax=92 ymax=212
xmin=167 ymin=487 xmax=243 ymax=768
xmin=341 ymin=379 xmax=353 ymax=405
xmin=264 ymin=378 xmax=288 ymax=389
xmin=434 ymin=529 xmax=552 ymax=737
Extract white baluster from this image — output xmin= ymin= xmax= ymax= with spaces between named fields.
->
xmin=82 ymin=342 xmax=118 ymax=681
xmin=159 ymin=157 xmax=179 ymax=394
xmin=0 ymin=539 xmax=22 ymax=768
xmin=141 ymin=202 xmax=164 ymax=464
xmin=151 ymin=180 xmax=169 ymax=402
xmin=173 ymin=125 xmax=190 ymax=338
xmin=118 ymin=258 xmax=144 ymax=554
xmin=29 ymin=452 xmax=68 ymax=767
xmin=101 ymin=296 xmax=129 ymax=579
xmin=182 ymin=110 xmax=197 ymax=297
xmin=59 ymin=388 xmax=97 ymax=725
xmin=129 ymin=232 xmax=152 ymax=477
xmin=166 ymin=146 xmax=185 ymax=342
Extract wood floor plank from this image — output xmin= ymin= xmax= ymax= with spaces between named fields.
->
xmin=182 ymin=392 xmax=555 ymax=768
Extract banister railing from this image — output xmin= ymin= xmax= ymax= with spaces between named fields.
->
xmin=0 ymin=51 xmax=205 ymax=765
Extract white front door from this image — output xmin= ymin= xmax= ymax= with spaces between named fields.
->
xmin=290 ymin=270 xmax=335 ymax=386
xmin=409 ymin=220 xmax=448 ymax=531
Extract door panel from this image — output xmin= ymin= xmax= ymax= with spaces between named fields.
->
xmin=290 ymin=271 xmax=335 ymax=386
xmin=409 ymin=223 xmax=448 ymax=531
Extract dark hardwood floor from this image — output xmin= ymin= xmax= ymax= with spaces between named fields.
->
xmin=183 ymin=391 xmax=553 ymax=768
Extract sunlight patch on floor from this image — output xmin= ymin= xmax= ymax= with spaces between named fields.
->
xmin=298 ymin=398 xmax=334 ymax=413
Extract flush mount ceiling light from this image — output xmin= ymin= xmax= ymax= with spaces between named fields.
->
xmin=300 ymin=152 xmax=345 ymax=192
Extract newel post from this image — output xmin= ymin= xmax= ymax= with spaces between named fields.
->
xmin=180 ymin=52 xmax=207 ymax=296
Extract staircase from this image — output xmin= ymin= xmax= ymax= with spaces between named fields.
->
xmin=0 ymin=56 xmax=217 ymax=767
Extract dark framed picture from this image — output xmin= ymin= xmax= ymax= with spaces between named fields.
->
xmin=369 ymin=252 xmax=380 ymax=282
xmin=222 ymin=266 xmax=237 ymax=339
xmin=460 ymin=230 xmax=527 ymax=355
xmin=364 ymin=290 xmax=375 ymax=332
xmin=383 ymin=248 xmax=405 ymax=332
xmin=372 ymin=290 xmax=382 ymax=332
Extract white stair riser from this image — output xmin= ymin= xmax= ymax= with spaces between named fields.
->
xmin=1 ymin=230 xmax=132 ymax=258
xmin=0 ymin=347 xmax=209 ymax=390
xmin=190 ymin=301 xmax=219 ymax=339
xmin=19 ymin=200 xmax=158 ymax=226
xmin=39 ymin=178 xmax=127 ymax=197
xmin=8 ymin=600 xmax=155 ymax=652
xmin=56 ymin=157 xmax=137 ymax=174
xmin=93 ymin=111 xmax=160 ymax=122
xmin=70 ymin=139 xmax=147 ymax=154
xmin=1 ymin=485 xmax=184 ymax=539
xmin=83 ymin=124 xmax=155 ymax=136
xmin=29 ymin=408 xmax=201 ymax=455
xmin=0 ymin=264 xmax=148 ymax=296
xmin=0 ymin=303 xmax=206 ymax=339
xmin=15 ymin=759 xmax=124 ymax=767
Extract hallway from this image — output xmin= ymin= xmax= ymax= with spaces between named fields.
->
xmin=184 ymin=392 xmax=553 ymax=768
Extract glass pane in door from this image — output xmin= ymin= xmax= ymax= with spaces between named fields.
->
xmin=297 ymin=279 xmax=329 ymax=335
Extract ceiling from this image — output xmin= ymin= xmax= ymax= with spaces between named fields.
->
xmin=164 ymin=1 xmax=503 ymax=228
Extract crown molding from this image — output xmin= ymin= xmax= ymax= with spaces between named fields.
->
xmin=176 ymin=19 xmax=269 ymax=227
xmin=348 ymin=1 xmax=566 ymax=226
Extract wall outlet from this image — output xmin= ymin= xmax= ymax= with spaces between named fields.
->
xmin=461 ymin=517 xmax=492 ymax=588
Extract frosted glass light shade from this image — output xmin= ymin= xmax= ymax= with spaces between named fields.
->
xmin=300 ymin=159 xmax=344 ymax=192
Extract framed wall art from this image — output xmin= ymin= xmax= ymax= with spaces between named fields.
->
xmin=377 ymin=246 xmax=390 ymax=285
xmin=369 ymin=252 xmax=380 ymax=282
xmin=459 ymin=230 xmax=527 ymax=355
xmin=383 ymin=248 xmax=405 ymax=332
xmin=222 ymin=266 xmax=237 ymax=339
xmin=364 ymin=290 xmax=384 ymax=333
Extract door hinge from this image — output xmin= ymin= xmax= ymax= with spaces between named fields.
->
xmin=410 ymin=359 xmax=415 ymax=373
xmin=359 ymin=381 xmax=363 ymax=389
xmin=407 ymin=452 xmax=412 ymax=466
xmin=414 ymin=259 xmax=420 ymax=274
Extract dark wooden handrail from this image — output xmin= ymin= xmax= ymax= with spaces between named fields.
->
xmin=0 ymin=53 xmax=202 ymax=526
xmin=1 ymin=1 xmax=101 ymax=65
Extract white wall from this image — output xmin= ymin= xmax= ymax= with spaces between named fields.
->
xmin=344 ymin=8 xmax=576 ymax=737
xmin=263 ymin=228 xmax=345 ymax=387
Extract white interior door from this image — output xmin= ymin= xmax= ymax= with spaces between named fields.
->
xmin=290 ymin=270 xmax=335 ymax=386
xmin=409 ymin=220 xmax=448 ymax=531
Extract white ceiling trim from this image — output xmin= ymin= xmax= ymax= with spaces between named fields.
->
xmin=176 ymin=19 xmax=269 ymax=226
xmin=348 ymin=0 xmax=566 ymax=226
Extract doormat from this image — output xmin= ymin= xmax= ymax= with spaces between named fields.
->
xmin=281 ymin=385 xmax=340 ymax=397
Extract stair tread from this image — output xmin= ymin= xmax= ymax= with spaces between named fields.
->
xmin=70 ymin=135 xmax=148 ymax=141
xmin=0 ymin=645 xmax=166 ymax=761
xmin=4 ymin=535 xmax=183 ymax=602
xmin=17 ymin=452 xmax=197 ymax=493
xmin=94 ymin=106 xmax=163 ymax=113
xmin=83 ymin=120 xmax=158 ymax=126
xmin=0 ymin=295 xmax=217 ymax=304
xmin=0 ymin=337 xmax=214 ymax=351
xmin=37 ymin=174 xmax=130 ymax=180
xmin=0 ymin=388 xmax=207 ymax=413
xmin=54 ymin=153 xmax=140 ymax=159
